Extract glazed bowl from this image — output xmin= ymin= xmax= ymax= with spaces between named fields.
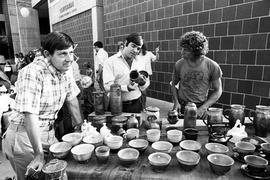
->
xmin=234 ymin=142 xmax=256 ymax=156
xmin=83 ymin=134 xmax=103 ymax=147
xmin=106 ymin=135 xmax=123 ymax=150
xmin=207 ymin=153 xmax=234 ymax=175
xmin=95 ymin=145 xmax=110 ymax=163
xmin=152 ymin=141 xmax=173 ymax=153
xmin=71 ymin=144 xmax=95 ymax=162
xmin=167 ymin=130 xmax=182 ymax=143
xmin=205 ymin=143 xmax=229 ymax=155
xmin=49 ymin=142 xmax=72 ymax=159
xmin=126 ymin=128 xmax=140 ymax=140
xmin=62 ymin=132 xmax=82 ymax=146
xmin=261 ymin=143 xmax=270 ymax=157
xmin=244 ymin=155 xmax=268 ymax=173
xmin=146 ymin=129 xmax=161 ymax=143
xmin=128 ymin=139 xmax=149 ymax=153
xmin=179 ymin=140 xmax=201 ymax=152
xmin=176 ymin=150 xmax=200 ymax=171
xmin=118 ymin=148 xmax=139 ymax=166
xmin=183 ymin=128 xmax=198 ymax=140
xmin=148 ymin=152 xmax=171 ymax=172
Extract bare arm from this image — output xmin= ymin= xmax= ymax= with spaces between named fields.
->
xmin=24 ymin=112 xmax=44 ymax=175
xmin=65 ymin=97 xmax=83 ymax=128
xmin=171 ymin=81 xmax=181 ymax=112
xmin=197 ymin=78 xmax=222 ymax=117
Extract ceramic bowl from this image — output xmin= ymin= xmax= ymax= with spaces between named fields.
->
xmin=261 ymin=143 xmax=270 ymax=157
xmin=176 ymin=150 xmax=200 ymax=171
xmin=106 ymin=135 xmax=123 ymax=150
xmin=71 ymin=144 xmax=95 ymax=162
xmin=83 ymin=134 xmax=103 ymax=147
xmin=244 ymin=155 xmax=268 ymax=173
xmin=118 ymin=148 xmax=139 ymax=166
xmin=179 ymin=140 xmax=201 ymax=152
xmin=95 ymin=145 xmax=110 ymax=163
xmin=62 ymin=132 xmax=82 ymax=146
xmin=183 ymin=128 xmax=198 ymax=140
xmin=148 ymin=152 xmax=171 ymax=172
xmin=128 ymin=139 xmax=149 ymax=153
xmin=234 ymin=142 xmax=256 ymax=156
xmin=205 ymin=143 xmax=229 ymax=155
xmin=146 ymin=129 xmax=161 ymax=143
xmin=167 ymin=130 xmax=182 ymax=143
xmin=49 ymin=142 xmax=72 ymax=159
xmin=126 ymin=128 xmax=140 ymax=140
xmin=207 ymin=153 xmax=234 ymax=175
xmin=152 ymin=141 xmax=173 ymax=154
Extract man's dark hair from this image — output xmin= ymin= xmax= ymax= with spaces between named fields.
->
xmin=42 ymin=31 xmax=74 ymax=55
xmin=180 ymin=31 xmax=209 ymax=57
xmin=125 ymin=33 xmax=143 ymax=47
xmin=94 ymin=41 xmax=103 ymax=48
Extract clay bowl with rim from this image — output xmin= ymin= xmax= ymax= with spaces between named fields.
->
xmin=176 ymin=150 xmax=200 ymax=171
xmin=128 ymin=139 xmax=149 ymax=153
xmin=179 ymin=140 xmax=202 ymax=152
xmin=207 ymin=153 xmax=234 ymax=175
xmin=148 ymin=152 xmax=171 ymax=172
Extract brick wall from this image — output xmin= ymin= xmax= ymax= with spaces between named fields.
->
xmin=103 ymin=0 xmax=270 ymax=114
xmin=52 ymin=10 xmax=93 ymax=74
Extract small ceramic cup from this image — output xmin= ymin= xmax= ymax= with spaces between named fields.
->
xmin=95 ymin=146 xmax=110 ymax=163
xmin=146 ymin=129 xmax=161 ymax=143
xmin=233 ymin=142 xmax=256 ymax=157
xmin=126 ymin=128 xmax=140 ymax=141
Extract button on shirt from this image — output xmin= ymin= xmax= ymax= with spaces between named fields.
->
xmin=103 ymin=53 xmax=149 ymax=102
xmin=10 ymin=58 xmax=80 ymax=126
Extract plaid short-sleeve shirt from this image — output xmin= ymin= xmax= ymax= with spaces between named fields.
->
xmin=10 ymin=58 xmax=80 ymax=125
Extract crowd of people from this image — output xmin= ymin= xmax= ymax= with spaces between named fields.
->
xmin=1 ymin=30 xmax=223 ymax=179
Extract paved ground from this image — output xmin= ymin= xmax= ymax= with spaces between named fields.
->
xmin=0 ymin=97 xmax=173 ymax=179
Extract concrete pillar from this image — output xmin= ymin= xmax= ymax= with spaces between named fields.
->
xmin=91 ymin=0 xmax=104 ymax=43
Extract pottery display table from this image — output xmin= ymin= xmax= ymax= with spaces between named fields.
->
xmin=64 ymin=118 xmax=264 ymax=180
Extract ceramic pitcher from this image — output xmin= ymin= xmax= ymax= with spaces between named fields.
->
xmin=224 ymin=104 xmax=245 ymax=128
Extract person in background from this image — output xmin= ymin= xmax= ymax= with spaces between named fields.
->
xmin=117 ymin=41 xmax=124 ymax=54
xmin=14 ymin=54 xmax=19 ymax=67
xmin=135 ymin=44 xmax=159 ymax=107
xmin=17 ymin=52 xmax=24 ymax=70
xmin=171 ymin=31 xmax=222 ymax=119
xmin=4 ymin=60 xmax=13 ymax=80
xmin=81 ymin=62 xmax=95 ymax=119
xmin=137 ymin=44 xmax=159 ymax=77
xmin=103 ymin=33 xmax=149 ymax=113
xmin=2 ymin=31 xmax=82 ymax=179
xmin=93 ymin=41 xmax=108 ymax=91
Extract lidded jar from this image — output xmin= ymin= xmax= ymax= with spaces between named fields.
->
xmin=183 ymin=102 xmax=197 ymax=129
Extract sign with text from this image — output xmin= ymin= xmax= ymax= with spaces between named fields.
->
xmin=49 ymin=0 xmax=93 ymax=24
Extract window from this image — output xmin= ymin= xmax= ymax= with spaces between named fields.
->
xmin=0 ymin=2 xmax=3 ymax=14
xmin=0 ymin=21 xmax=6 ymax=36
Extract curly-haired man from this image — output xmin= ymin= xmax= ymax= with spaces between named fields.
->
xmin=171 ymin=31 xmax=222 ymax=119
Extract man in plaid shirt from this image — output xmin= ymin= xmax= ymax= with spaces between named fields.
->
xmin=2 ymin=31 xmax=82 ymax=179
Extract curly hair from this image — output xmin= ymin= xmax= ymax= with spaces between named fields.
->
xmin=180 ymin=31 xmax=209 ymax=57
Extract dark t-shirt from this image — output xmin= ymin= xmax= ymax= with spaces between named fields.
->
xmin=172 ymin=56 xmax=222 ymax=103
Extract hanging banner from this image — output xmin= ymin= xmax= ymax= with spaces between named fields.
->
xmin=49 ymin=0 xmax=94 ymax=24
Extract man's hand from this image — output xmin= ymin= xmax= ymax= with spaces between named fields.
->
xmin=127 ymin=82 xmax=138 ymax=91
xmin=173 ymin=102 xmax=181 ymax=114
xmin=197 ymin=105 xmax=208 ymax=119
xmin=25 ymin=154 xmax=45 ymax=178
